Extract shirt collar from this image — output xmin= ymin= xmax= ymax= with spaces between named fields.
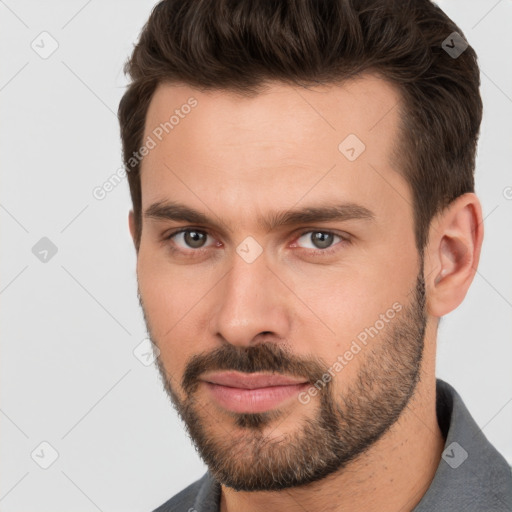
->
xmin=413 ymin=378 xmax=512 ymax=510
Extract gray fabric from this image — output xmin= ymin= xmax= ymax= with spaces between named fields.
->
xmin=153 ymin=379 xmax=512 ymax=511
xmin=413 ymin=379 xmax=512 ymax=511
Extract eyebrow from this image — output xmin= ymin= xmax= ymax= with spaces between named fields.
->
xmin=144 ymin=200 xmax=375 ymax=232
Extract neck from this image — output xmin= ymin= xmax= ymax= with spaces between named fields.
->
xmin=220 ymin=334 xmax=444 ymax=512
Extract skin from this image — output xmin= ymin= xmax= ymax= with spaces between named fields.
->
xmin=129 ymin=73 xmax=483 ymax=511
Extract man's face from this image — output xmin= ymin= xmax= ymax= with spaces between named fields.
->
xmin=134 ymin=75 xmax=428 ymax=491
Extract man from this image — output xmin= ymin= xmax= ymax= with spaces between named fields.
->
xmin=118 ymin=0 xmax=512 ymax=510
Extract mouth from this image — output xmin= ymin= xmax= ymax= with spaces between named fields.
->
xmin=200 ymin=371 xmax=310 ymax=413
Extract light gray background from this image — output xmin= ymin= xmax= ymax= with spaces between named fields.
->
xmin=1 ymin=1 xmax=511 ymax=511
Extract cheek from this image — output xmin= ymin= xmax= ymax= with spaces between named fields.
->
xmin=137 ymin=252 xmax=208 ymax=379
xmin=285 ymin=257 xmax=414 ymax=374
xmin=286 ymin=263 xmax=393 ymax=331
xmin=137 ymin=248 xmax=208 ymax=329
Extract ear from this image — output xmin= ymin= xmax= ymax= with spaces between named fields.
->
xmin=128 ymin=210 xmax=137 ymax=250
xmin=423 ymin=193 xmax=484 ymax=317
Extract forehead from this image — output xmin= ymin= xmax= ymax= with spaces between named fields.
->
xmin=142 ymin=74 xmax=402 ymax=155
xmin=139 ymin=74 xmax=410 ymax=227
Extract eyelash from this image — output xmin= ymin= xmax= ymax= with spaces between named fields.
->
xmin=163 ymin=228 xmax=350 ymax=256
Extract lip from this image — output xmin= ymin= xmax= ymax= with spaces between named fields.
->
xmin=200 ymin=371 xmax=310 ymax=413
xmin=201 ymin=371 xmax=308 ymax=389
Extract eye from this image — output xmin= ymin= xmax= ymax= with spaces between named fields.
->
xmin=167 ymin=229 xmax=216 ymax=250
xmin=294 ymin=231 xmax=344 ymax=251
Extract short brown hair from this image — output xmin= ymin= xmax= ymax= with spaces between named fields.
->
xmin=118 ymin=0 xmax=482 ymax=252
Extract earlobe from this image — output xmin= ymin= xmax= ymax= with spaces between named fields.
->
xmin=425 ymin=193 xmax=483 ymax=317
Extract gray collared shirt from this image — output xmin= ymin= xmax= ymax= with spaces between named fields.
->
xmin=153 ymin=379 xmax=512 ymax=511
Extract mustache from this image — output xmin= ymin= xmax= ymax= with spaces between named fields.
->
xmin=181 ymin=342 xmax=328 ymax=396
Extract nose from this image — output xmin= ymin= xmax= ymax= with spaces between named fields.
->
xmin=210 ymin=247 xmax=292 ymax=348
